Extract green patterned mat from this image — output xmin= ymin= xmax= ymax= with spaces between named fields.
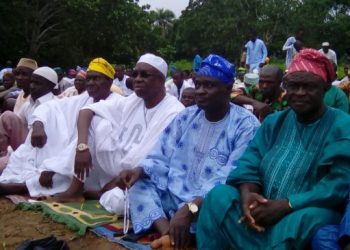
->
xmin=19 ymin=200 xmax=120 ymax=236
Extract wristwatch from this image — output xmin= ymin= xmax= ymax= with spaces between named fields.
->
xmin=187 ymin=202 xmax=199 ymax=215
xmin=76 ymin=143 xmax=89 ymax=152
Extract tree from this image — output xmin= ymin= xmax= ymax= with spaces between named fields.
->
xmin=0 ymin=0 xmax=169 ymax=67
xmin=152 ymin=8 xmax=175 ymax=37
xmin=173 ymin=0 xmax=350 ymax=63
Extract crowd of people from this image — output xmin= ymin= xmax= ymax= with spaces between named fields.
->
xmin=0 ymin=33 xmax=350 ymax=250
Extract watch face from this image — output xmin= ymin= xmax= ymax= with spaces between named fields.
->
xmin=78 ymin=144 xmax=87 ymax=151
xmin=189 ymin=203 xmax=198 ymax=213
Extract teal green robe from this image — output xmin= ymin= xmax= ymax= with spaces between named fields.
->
xmin=197 ymin=107 xmax=350 ymax=250
xmin=324 ymin=85 xmax=349 ymax=113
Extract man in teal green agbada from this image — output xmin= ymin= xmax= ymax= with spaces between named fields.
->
xmin=324 ymin=85 xmax=349 ymax=113
xmin=197 ymin=48 xmax=350 ymax=249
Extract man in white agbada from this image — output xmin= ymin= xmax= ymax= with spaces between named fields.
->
xmin=0 ymin=67 xmax=58 ymax=173
xmin=0 ymin=58 xmax=121 ymax=196
xmin=319 ymin=42 xmax=337 ymax=65
xmin=165 ymin=70 xmax=194 ymax=100
xmin=59 ymin=70 xmax=87 ymax=98
xmin=113 ymin=65 xmax=133 ymax=96
xmin=54 ymin=53 xmax=184 ymax=210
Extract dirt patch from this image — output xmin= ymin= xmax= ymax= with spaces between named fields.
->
xmin=0 ymin=198 xmax=126 ymax=250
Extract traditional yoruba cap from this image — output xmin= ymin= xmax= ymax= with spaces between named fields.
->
xmin=76 ymin=70 xmax=86 ymax=79
xmin=238 ymin=67 xmax=246 ymax=73
xmin=137 ymin=53 xmax=168 ymax=78
xmin=3 ymin=70 xmax=13 ymax=77
xmin=244 ymin=73 xmax=259 ymax=85
xmin=287 ymin=48 xmax=335 ymax=83
xmin=87 ymin=58 xmax=115 ymax=79
xmin=322 ymin=42 xmax=330 ymax=47
xmin=197 ymin=54 xmax=235 ymax=84
xmin=33 ymin=66 xmax=58 ymax=86
xmin=17 ymin=58 xmax=38 ymax=70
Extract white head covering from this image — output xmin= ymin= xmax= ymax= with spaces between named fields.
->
xmin=322 ymin=42 xmax=330 ymax=47
xmin=244 ymin=73 xmax=259 ymax=85
xmin=137 ymin=53 xmax=168 ymax=77
xmin=33 ymin=66 xmax=58 ymax=86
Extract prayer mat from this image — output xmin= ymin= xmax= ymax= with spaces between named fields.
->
xmin=6 ymin=195 xmax=120 ymax=236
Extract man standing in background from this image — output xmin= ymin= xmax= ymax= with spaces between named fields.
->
xmin=282 ymin=29 xmax=303 ymax=68
xmin=319 ymin=42 xmax=337 ymax=65
xmin=245 ymin=30 xmax=268 ymax=73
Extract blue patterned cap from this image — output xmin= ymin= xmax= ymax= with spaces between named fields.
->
xmin=197 ymin=54 xmax=235 ymax=84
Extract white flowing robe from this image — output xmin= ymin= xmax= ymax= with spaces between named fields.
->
xmin=0 ymin=92 xmax=121 ymax=197
xmin=83 ymin=93 xmax=185 ymax=190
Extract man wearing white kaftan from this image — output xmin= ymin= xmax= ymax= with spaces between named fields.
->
xmin=0 ymin=58 xmax=120 ymax=197
xmin=0 ymin=67 xmax=58 ymax=174
xmin=56 ymin=54 xmax=184 ymax=206
xmin=83 ymin=92 xmax=184 ymax=190
xmin=0 ymin=92 xmax=119 ymax=196
xmin=165 ymin=78 xmax=193 ymax=100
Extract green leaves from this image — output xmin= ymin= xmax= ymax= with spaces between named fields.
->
xmin=0 ymin=0 xmax=168 ymax=67
xmin=174 ymin=0 xmax=350 ymax=63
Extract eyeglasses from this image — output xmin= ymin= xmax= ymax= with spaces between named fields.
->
xmin=131 ymin=70 xmax=158 ymax=78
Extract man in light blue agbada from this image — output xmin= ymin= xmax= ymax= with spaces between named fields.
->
xmin=113 ymin=54 xmax=260 ymax=249
xmin=245 ymin=30 xmax=268 ymax=73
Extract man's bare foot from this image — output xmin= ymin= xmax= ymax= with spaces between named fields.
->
xmin=52 ymin=178 xmax=84 ymax=203
xmin=0 ymin=183 xmax=28 ymax=196
xmin=150 ymin=235 xmax=172 ymax=250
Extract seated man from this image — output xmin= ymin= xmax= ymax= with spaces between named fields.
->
xmin=180 ymin=87 xmax=195 ymax=107
xmin=0 ymin=59 xmax=39 ymax=154
xmin=59 ymin=70 xmax=87 ymax=98
xmin=165 ymin=70 xmax=193 ymax=100
xmin=232 ymin=67 xmax=246 ymax=90
xmin=115 ymin=54 xmax=260 ymax=249
xmin=0 ymin=67 xmax=57 ymax=172
xmin=231 ymin=65 xmax=288 ymax=121
xmin=12 ymin=58 xmax=38 ymax=114
xmin=0 ymin=58 xmax=119 ymax=196
xmin=54 ymin=53 xmax=184 ymax=201
xmin=113 ymin=65 xmax=132 ymax=96
xmin=197 ymin=49 xmax=350 ymax=249
xmin=0 ymin=71 xmax=18 ymax=109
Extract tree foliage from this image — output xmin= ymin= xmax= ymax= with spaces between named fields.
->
xmin=174 ymin=0 xmax=350 ymax=64
xmin=1 ymin=0 xmax=350 ymax=68
xmin=0 ymin=0 xmax=171 ymax=67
